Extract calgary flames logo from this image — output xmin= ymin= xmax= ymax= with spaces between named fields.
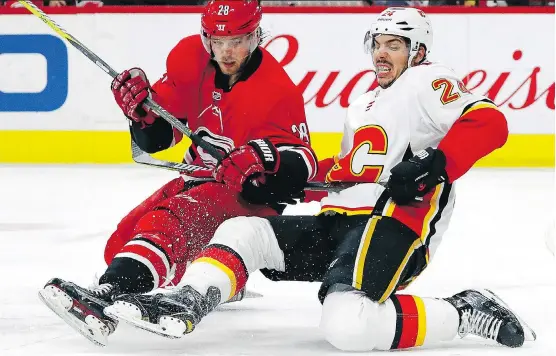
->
xmin=326 ymin=125 xmax=388 ymax=183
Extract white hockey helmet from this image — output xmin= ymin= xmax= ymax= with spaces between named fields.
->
xmin=364 ymin=7 xmax=433 ymax=66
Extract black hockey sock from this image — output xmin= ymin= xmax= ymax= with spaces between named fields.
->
xmin=99 ymin=257 xmax=155 ymax=294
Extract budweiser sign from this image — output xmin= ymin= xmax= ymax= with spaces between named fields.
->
xmin=265 ymin=35 xmax=555 ymax=112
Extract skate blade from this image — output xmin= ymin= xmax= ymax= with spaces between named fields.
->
xmin=244 ymin=289 xmax=264 ymax=299
xmin=38 ymin=285 xmax=109 ymax=347
xmin=480 ymin=289 xmax=537 ymax=342
xmin=223 ymin=288 xmax=263 ymax=305
xmin=105 ymin=301 xmax=191 ymax=339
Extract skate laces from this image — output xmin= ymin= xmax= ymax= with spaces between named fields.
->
xmin=91 ymin=283 xmax=114 ymax=298
xmin=459 ymin=308 xmax=502 ymax=341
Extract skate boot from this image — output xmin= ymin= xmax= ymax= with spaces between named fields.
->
xmin=445 ymin=289 xmax=536 ymax=348
xmin=38 ymin=277 xmax=119 ymax=346
xmin=105 ymin=285 xmax=220 ymax=339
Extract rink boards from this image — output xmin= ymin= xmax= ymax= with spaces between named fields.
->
xmin=0 ymin=7 xmax=553 ymax=166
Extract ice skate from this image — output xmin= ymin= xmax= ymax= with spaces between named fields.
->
xmin=38 ymin=277 xmax=119 ymax=347
xmin=105 ymin=285 xmax=220 ymax=339
xmin=445 ymin=289 xmax=536 ymax=348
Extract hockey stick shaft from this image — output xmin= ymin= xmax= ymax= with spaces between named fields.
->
xmin=130 ymin=141 xmax=378 ymax=192
xmin=18 ymin=0 xmax=224 ymax=161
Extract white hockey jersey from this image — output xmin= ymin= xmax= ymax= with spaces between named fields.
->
xmin=319 ymin=62 xmax=497 ymax=259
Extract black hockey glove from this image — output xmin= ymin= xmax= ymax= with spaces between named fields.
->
xmin=386 ymin=147 xmax=448 ymax=205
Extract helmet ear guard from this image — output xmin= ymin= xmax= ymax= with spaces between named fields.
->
xmin=408 ymin=40 xmax=426 ymax=65
xmin=248 ymin=27 xmax=262 ymax=53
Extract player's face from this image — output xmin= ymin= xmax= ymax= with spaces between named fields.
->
xmin=211 ymin=33 xmax=253 ymax=75
xmin=371 ymin=35 xmax=409 ymax=89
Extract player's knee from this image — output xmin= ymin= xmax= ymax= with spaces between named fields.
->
xmin=133 ymin=209 xmax=182 ymax=236
xmin=211 ymin=217 xmax=284 ymax=272
xmin=104 ymin=228 xmax=131 ymax=265
xmin=320 ymin=290 xmax=382 ymax=351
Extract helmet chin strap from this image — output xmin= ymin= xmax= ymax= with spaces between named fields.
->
xmin=381 ymin=46 xmax=425 ymax=89
xmin=388 ymin=49 xmax=419 ymax=88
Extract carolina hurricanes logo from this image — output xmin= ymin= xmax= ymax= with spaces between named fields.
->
xmin=194 ymin=127 xmax=235 ymax=169
xmin=198 ymin=103 xmax=224 ymax=132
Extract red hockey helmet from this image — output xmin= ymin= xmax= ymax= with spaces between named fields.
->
xmin=201 ymin=0 xmax=262 ymax=54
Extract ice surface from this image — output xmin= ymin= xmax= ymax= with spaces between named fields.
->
xmin=1 ymin=165 xmax=554 ymax=355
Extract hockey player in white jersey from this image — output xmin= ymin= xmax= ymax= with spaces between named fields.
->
xmin=105 ymin=7 xmax=536 ymax=351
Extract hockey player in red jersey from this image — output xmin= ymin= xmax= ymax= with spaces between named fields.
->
xmin=105 ymin=7 xmax=536 ymax=351
xmin=38 ymin=0 xmax=317 ymax=346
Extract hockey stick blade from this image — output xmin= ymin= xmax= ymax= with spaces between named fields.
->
xmin=130 ymin=140 xmax=206 ymax=174
xmin=18 ymin=1 xmax=223 ymax=161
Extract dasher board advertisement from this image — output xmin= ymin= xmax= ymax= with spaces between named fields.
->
xmin=0 ymin=7 xmax=553 ymax=166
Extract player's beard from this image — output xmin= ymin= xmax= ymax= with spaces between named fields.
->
xmin=216 ymin=52 xmax=252 ymax=79
xmin=375 ymin=60 xmax=408 ymax=89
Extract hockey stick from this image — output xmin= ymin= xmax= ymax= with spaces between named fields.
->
xmin=19 ymin=1 xmax=373 ymax=194
xmin=18 ymin=0 xmax=224 ymax=162
xmin=130 ymin=140 xmax=365 ymax=192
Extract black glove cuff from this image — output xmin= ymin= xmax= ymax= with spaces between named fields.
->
xmin=408 ymin=147 xmax=447 ymax=181
xmin=430 ymin=148 xmax=448 ymax=182
xmin=248 ymin=139 xmax=280 ymax=174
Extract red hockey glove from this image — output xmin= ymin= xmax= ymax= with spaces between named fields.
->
xmin=111 ymin=68 xmax=158 ymax=126
xmin=214 ymin=139 xmax=280 ymax=192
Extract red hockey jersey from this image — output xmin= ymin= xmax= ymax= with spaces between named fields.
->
xmin=144 ymin=35 xmax=316 ymax=179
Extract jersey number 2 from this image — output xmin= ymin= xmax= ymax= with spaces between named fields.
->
xmin=431 ymin=78 xmax=469 ymax=105
xmin=218 ymin=5 xmax=230 ymax=15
